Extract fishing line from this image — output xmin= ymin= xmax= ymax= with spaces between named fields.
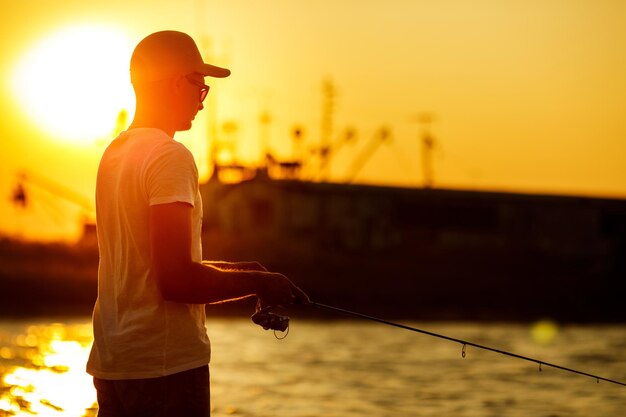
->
xmin=311 ymin=302 xmax=626 ymax=388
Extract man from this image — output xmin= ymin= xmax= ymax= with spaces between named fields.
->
xmin=87 ymin=30 xmax=309 ymax=417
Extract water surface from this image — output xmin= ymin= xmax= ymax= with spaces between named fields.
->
xmin=1 ymin=317 xmax=625 ymax=416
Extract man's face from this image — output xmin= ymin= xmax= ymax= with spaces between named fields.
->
xmin=176 ymin=72 xmax=208 ymax=132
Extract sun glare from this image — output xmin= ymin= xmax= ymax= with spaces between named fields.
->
xmin=12 ymin=25 xmax=135 ymax=144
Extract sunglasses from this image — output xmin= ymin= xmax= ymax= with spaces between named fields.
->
xmin=185 ymin=74 xmax=210 ymax=103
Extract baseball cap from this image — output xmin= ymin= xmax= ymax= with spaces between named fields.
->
xmin=130 ymin=30 xmax=230 ymax=84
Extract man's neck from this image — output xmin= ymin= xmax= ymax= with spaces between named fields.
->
xmin=129 ymin=113 xmax=175 ymax=138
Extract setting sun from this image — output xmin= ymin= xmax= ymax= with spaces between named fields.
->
xmin=11 ymin=25 xmax=135 ymax=144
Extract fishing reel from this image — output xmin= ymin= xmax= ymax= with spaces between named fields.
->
xmin=251 ymin=306 xmax=290 ymax=336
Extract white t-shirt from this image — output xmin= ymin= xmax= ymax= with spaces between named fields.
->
xmin=87 ymin=128 xmax=210 ymax=380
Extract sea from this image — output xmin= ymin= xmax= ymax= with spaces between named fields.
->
xmin=0 ymin=316 xmax=625 ymax=417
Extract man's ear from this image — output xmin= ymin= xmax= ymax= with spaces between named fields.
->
xmin=170 ymin=74 xmax=185 ymax=97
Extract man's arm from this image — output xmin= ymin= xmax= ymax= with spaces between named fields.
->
xmin=202 ymin=260 xmax=268 ymax=272
xmin=150 ymin=202 xmax=308 ymax=306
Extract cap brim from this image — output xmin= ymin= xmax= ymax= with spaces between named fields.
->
xmin=201 ymin=63 xmax=230 ymax=78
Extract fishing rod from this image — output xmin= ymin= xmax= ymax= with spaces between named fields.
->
xmin=309 ymin=302 xmax=626 ymax=388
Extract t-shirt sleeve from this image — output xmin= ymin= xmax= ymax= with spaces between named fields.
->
xmin=144 ymin=142 xmax=199 ymax=207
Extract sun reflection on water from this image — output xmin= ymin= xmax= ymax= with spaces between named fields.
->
xmin=0 ymin=321 xmax=96 ymax=417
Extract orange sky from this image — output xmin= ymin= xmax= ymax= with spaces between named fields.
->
xmin=1 ymin=0 xmax=625 ymax=241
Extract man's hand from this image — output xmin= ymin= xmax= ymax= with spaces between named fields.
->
xmin=203 ymin=261 xmax=309 ymax=307
xmin=256 ymin=272 xmax=311 ymax=309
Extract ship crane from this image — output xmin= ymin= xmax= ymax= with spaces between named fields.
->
xmin=345 ymin=126 xmax=391 ymax=183
xmin=11 ymin=170 xmax=96 ymax=239
xmin=415 ymin=112 xmax=437 ymax=188
xmin=310 ymin=78 xmax=358 ymax=181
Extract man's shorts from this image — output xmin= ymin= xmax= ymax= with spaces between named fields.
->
xmin=93 ymin=365 xmax=210 ymax=417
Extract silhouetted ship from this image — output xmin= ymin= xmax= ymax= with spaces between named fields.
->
xmin=199 ymin=166 xmax=626 ymax=322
